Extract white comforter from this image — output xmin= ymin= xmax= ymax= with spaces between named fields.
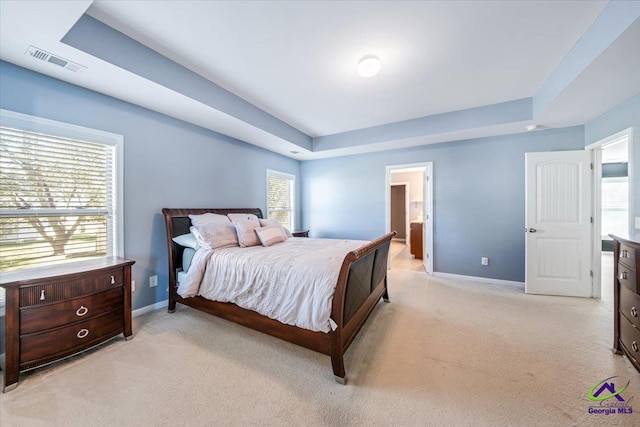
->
xmin=178 ymin=237 xmax=367 ymax=332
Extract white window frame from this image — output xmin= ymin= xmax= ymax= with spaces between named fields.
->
xmin=266 ymin=169 xmax=295 ymax=231
xmin=0 ymin=109 xmax=124 ymax=272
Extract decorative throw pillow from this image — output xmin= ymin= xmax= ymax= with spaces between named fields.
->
xmin=172 ymin=233 xmax=199 ymax=249
xmin=256 ymin=226 xmax=287 ymax=247
xmin=234 ymin=219 xmax=261 ymax=248
xmin=190 ymin=223 xmax=238 ymax=250
xmin=258 ymin=219 xmax=292 ymax=238
xmin=189 ymin=213 xmax=230 ymax=227
xmin=228 ymin=213 xmax=260 ymax=223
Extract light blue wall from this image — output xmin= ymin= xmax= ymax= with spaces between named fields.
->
xmin=2 ymin=55 xmax=637 ymax=301
xmin=301 ymin=127 xmax=585 ymax=282
xmin=585 ymin=93 xmax=640 ymax=220
xmin=0 ymin=61 xmax=301 ymax=310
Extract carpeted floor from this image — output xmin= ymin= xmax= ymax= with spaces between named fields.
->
xmin=1 ymin=264 xmax=638 ymax=426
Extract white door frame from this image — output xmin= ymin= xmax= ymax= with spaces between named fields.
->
xmin=586 ymin=127 xmax=634 ymax=299
xmin=390 ymin=182 xmax=411 ymax=243
xmin=385 ymin=162 xmax=434 ymax=274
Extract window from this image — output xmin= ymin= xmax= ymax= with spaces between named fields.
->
xmin=266 ymin=169 xmax=295 ymax=230
xmin=602 ymin=176 xmax=629 ymax=238
xmin=0 ymin=109 xmax=123 ymax=274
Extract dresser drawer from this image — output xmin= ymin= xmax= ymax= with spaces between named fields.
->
xmin=19 ymin=268 xmax=124 ymax=307
xmin=618 ymin=242 xmax=637 ymax=270
xmin=20 ymin=286 xmax=124 ymax=335
xmin=619 ymin=317 xmax=640 ymax=367
xmin=20 ymin=308 xmax=124 ymax=368
xmin=617 ymin=262 xmax=638 ymax=294
xmin=619 ymin=284 xmax=640 ymax=329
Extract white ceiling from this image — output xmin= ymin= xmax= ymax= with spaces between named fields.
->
xmin=1 ymin=1 xmax=638 ymax=160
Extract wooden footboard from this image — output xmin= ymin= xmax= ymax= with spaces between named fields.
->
xmin=162 ymin=208 xmax=394 ymax=384
xmin=330 ymin=231 xmax=395 ymax=382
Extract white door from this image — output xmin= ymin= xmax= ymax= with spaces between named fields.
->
xmin=525 ymin=150 xmax=592 ymax=297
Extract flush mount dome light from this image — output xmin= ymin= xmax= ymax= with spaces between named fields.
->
xmin=357 ymin=55 xmax=381 ymax=78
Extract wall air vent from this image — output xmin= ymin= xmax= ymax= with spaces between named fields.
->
xmin=25 ymin=46 xmax=87 ymax=73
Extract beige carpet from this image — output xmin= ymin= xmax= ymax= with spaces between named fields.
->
xmin=2 ymin=265 xmax=639 ymax=426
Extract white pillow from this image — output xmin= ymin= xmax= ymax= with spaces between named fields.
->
xmin=234 ymin=219 xmax=261 ymax=248
xmin=191 ymin=223 xmax=238 ymax=249
xmin=188 ymin=213 xmax=230 ymax=227
xmin=259 ymin=219 xmax=292 ymax=238
xmin=256 ymin=226 xmax=287 ymax=247
xmin=172 ymin=233 xmax=199 ymax=249
xmin=228 ymin=213 xmax=259 ymax=223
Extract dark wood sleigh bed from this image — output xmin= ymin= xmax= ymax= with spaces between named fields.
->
xmin=162 ymin=207 xmax=395 ymax=384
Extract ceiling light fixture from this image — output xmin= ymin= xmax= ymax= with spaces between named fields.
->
xmin=357 ymin=55 xmax=381 ymax=78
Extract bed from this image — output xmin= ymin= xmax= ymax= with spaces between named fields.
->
xmin=162 ymin=207 xmax=395 ymax=384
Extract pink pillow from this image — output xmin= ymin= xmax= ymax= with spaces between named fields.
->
xmin=234 ymin=219 xmax=261 ymax=248
xmin=188 ymin=213 xmax=230 ymax=226
xmin=228 ymin=213 xmax=260 ymax=223
xmin=258 ymin=218 xmax=292 ymax=238
xmin=256 ymin=226 xmax=286 ymax=247
xmin=191 ymin=223 xmax=238 ymax=249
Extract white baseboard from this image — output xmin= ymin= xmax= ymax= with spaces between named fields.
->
xmin=433 ymin=272 xmax=525 ymax=289
xmin=132 ymin=299 xmax=168 ymax=317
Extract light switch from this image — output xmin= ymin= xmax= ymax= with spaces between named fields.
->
xmin=635 ymin=217 xmax=640 ymax=229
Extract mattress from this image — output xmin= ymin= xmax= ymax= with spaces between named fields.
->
xmin=177 ymin=237 xmax=366 ymax=332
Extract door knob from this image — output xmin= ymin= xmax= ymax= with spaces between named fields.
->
xmin=528 ymin=228 xmax=537 ymax=233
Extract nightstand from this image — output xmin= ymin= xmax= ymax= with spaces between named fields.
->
xmin=291 ymin=230 xmax=309 ymax=238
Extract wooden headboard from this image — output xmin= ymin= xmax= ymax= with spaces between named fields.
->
xmin=162 ymin=208 xmax=263 ymax=288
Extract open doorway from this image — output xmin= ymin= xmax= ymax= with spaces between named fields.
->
xmin=601 ymin=138 xmax=629 ymax=251
xmin=588 ymin=128 xmax=633 ymax=298
xmin=386 ymin=163 xmax=433 ymax=273
xmin=390 ymin=183 xmax=409 ymax=242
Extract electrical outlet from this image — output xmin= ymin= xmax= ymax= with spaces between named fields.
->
xmin=131 ymin=280 xmax=136 ymax=292
xmin=481 ymin=257 xmax=489 ymax=266
xmin=149 ymin=275 xmax=158 ymax=287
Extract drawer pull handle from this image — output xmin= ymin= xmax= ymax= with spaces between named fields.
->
xmin=39 ymin=290 xmax=45 ymax=301
xmin=110 ymin=275 xmax=116 ymax=285
xmin=76 ymin=306 xmax=89 ymax=317
xmin=621 ymin=249 xmax=629 ymax=259
xmin=632 ymin=307 xmax=638 ymax=318
xmin=619 ymin=271 xmax=628 ymax=280
xmin=633 ymin=341 xmax=638 ymax=352
xmin=77 ymin=329 xmax=89 ymax=339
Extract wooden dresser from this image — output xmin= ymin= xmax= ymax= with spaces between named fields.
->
xmin=0 ymin=257 xmax=135 ymax=392
xmin=611 ymin=235 xmax=640 ymax=372
xmin=410 ymin=222 xmax=423 ymax=260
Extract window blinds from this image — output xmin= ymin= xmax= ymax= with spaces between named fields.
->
xmin=0 ymin=126 xmax=116 ymax=272
xmin=267 ymin=170 xmax=294 ymax=230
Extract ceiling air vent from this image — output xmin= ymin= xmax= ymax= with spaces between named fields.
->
xmin=25 ymin=46 xmax=87 ymax=73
